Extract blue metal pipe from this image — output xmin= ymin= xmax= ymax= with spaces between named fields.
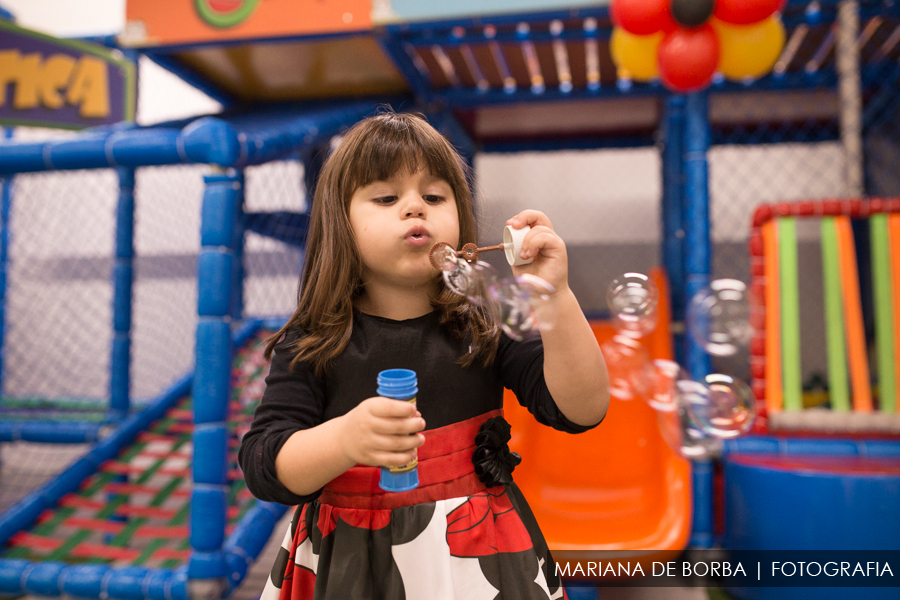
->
xmin=0 ymin=421 xmax=104 ymax=443
xmin=434 ymin=67 xmax=841 ymax=109
xmin=662 ymin=95 xmax=686 ymax=366
xmin=690 ymin=459 xmax=714 ymax=548
xmin=406 ymin=27 xmax=607 ymax=49
xmin=0 ymin=128 xmax=202 ymax=175
xmin=110 ymin=167 xmax=135 ymax=417
xmin=190 ymin=171 xmax=242 ymax=582
xmin=683 ymin=91 xmax=712 ymax=381
xmin=223 ymin=501 xmax=287 ymax=594
xmin=0 ymin=101 xmax=385 ymax=176
xmin=0 ymin=127 xmax=12 ymax=392
xmin=230 ymin=172 xmax=245 ymax=322
xmin=377 ymin=37 xmax=434 ymax=101
xmin=683 ymin=91 xmax=713 ymax=550
xmin=143 ymin=53 xmax=235 ymax=108
xmin=481 ymin=134 xmax=656 ymax=153
xmin=0 ymin=560 xmax=188 ymax=600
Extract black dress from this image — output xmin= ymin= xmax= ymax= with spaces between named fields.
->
xmin=239 ymin=310 xmax=599 ymax=600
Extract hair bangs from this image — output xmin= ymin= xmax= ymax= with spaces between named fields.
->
xmin=342 ymin=115 xmax=459 ymax=199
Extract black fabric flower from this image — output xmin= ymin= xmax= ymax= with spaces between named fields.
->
xmin=472 ymin=416 xmax=522 ymax=488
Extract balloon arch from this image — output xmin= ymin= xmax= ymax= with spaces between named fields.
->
xmin=610 ymin=0 xmax=787 ymax=92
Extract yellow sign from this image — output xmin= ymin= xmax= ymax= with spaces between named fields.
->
xmin=0 ymin=21 xmax=135 ymax=129
xmin=0 ymin=50 xmax=110 ymax=118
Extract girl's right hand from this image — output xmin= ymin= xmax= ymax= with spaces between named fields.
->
xmin=338 ymin=397 xmax=426 ymax=467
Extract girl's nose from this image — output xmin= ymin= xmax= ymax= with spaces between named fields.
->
xmin=403 ymin=195 xmax=426 ymax=217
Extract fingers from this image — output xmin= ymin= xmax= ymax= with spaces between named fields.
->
xmin=371 ymin=415 xmax=426 ymax=435
xmin=375 ymin=450 xmax=420 ymax=468
xmin=368 ymin=432 xmax=424 ymax=467
xmin=520 ymin=226 xmax=563 ymax=261
xmin=344 ymin=397 xmax=428 ymax=467
xmin=367 ymin=396 xmax=419 ymax=418
xmin=375 ymin=431 xmax=425 ymax=452
xmin=507 ymin=210 xmax=553 ymax=231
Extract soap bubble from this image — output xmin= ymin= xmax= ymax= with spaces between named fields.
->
xmin=432 ymin=243 xmax=460 ymax=272
xmin=465 ymin=261 xmax=500 ymax=306
xmin=683 ymin=373 xmax=756 ymax=438
xmin=488 ymin=274 xmax=555 ymax=341
xmin=441 ymin=252 xmax=555 ymax=341
xmin=443 ymin=260 xmax=499 ymax=307
xmin=648 ymin=359 xmax=690 ymax=412
xmin=600 ymin=334 xmax=655 ymax=400
xmin=443 ymin=259 xmax=474 ymax=296
xmin=655 ymin=381 xmax=723 ymax=459
xmin=607 ymin=273 xmax=659 ymax=338
xmin=687 ymin=279 xmax=753 ymax=356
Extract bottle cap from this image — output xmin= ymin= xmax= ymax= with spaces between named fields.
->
xmin=504 ymin=225 xmax=533 ymax=266
xmin=379 ymin=467 xmax=419 ymax=492
xmin=377 ymin=368 xmax=418 ymax=399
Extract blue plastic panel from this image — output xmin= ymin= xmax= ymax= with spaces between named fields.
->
xmin=725 ymin=458 xmax=900 ymax=550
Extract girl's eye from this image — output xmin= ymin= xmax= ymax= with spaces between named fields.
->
xmin=373 ymin=196 xmax=397 ymax=204
xmin=423 ymin=195 xmax=445 ymax=203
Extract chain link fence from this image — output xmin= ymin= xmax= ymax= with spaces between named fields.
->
xmin=709 ymin=88 xmax=849 ymax=383
xmin=243 ymin=158 xmax=306 ymax=319
xmin=0 ymin=138 xmax=308 ymax=516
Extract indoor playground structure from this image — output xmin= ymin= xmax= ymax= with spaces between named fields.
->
xmin=0 ymin=1 xmax=898 ymax=599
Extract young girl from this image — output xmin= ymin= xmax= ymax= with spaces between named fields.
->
xmin=239 ymin=112 xmax=609 ymax=600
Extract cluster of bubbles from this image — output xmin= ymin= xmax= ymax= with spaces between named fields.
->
xmin=604 ymin=273 xmax=757 ymax=459
xmin=436 ymin=245 xmax=555 ymax=341
xmin=686 ymin=279 xmax=754 ymax=357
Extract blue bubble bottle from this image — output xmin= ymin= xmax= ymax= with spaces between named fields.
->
xmin=377 ymin=369 xmax=420 ymax=492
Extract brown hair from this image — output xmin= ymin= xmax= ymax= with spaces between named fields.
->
xmin=265 ymin=111 xmax=500 ymax=377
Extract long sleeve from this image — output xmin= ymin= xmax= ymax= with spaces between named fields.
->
xmin=238 ymin=330 xmax=327 ymax=505
xmin=495 ymin=334 xmax=602 ymax=433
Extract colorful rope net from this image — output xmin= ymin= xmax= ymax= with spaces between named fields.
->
xmin=0 ymin=330 xmax=272 ymax=569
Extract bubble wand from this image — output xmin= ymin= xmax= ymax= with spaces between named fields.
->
xmin=429 ymin=225 xmax=534 ymax=270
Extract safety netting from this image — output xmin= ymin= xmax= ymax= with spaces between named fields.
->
xmin=1 ymin=328 xmax=271 ymax=570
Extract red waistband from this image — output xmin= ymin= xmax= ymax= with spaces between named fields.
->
xmin=320 ymin=409 xmax=502 ymax=510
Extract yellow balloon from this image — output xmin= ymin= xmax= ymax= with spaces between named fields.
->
xmin=610 ymin=27 xmax=662 ymax=82
xmin=714 ymin=16 xmax=786 ymax=81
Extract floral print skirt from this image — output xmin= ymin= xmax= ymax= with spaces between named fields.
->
xmin=260 ymin=410 xmax=567 ymax=600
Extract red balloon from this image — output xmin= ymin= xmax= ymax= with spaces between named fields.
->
xmin=657 ymin=25 xmax=720 ymax=92
xmin=714 ymin=0 xmax=786 ymax=25
xmin=611 ymin=0 xmax=677 ymax=35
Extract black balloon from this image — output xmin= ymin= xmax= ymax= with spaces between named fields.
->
xmin=671 ymin=0 xmax=715 ymax=28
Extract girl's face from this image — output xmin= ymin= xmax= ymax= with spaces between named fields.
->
xmin=349 ymin=168 xmax=460 ymax=289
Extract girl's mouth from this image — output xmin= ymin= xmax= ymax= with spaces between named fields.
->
xmin=405 ymin=233 xmax=431 ymax=247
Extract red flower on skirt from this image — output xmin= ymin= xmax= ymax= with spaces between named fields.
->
xmin=446 ymin=490 xmax=533 ymax=557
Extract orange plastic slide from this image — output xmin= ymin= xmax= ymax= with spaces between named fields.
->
xmin=504 ymin=269 xmax=692 ymax=564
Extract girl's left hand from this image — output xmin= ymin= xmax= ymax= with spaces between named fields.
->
xmin=506 ymin=210 xmax=568 ymax=295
